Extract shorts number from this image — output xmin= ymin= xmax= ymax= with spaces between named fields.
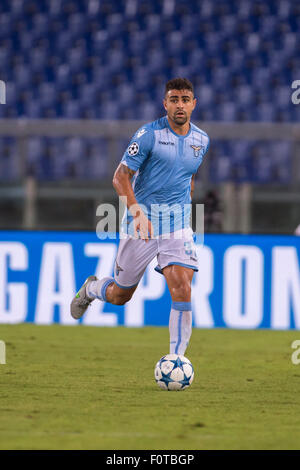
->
xmin=184 ymin=241 xmax=197 ymax=262
xmin=184 ymin=241 xmax=192 ymax=255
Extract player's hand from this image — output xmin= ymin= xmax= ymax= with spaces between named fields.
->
xmin=133 ymin=210 xmax=154 ymax=242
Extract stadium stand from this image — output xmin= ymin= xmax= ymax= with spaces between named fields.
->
xmin=0 ymin=0 xmax=298 ymax=183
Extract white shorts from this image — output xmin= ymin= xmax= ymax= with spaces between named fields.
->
xmin=114 ymin=228 xmax=198 ymax=288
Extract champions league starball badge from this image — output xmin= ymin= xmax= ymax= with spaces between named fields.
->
xmin=128 ymin=142 xmax=139 ymax=156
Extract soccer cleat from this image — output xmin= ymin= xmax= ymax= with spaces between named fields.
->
xmin=70 ymin=275 xmax=98 ymax=320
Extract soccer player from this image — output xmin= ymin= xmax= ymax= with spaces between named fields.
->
xmin=71 ymin=78 xmax=210 ymax=356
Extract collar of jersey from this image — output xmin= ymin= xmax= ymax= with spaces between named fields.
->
xmin=165 ymin=116 xmax=192 ymax=139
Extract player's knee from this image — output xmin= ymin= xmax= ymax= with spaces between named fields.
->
xmin=170 ymin=283 xmax=191 ymax=302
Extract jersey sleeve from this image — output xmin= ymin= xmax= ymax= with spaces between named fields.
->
xmin=203 ymin=134 xmax=210 ymax=157
xmin=121 ymin=126 xmax=154 ymax=172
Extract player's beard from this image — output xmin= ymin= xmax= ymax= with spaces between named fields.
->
xmin=172 ymin=111 xmax=188 ymax=125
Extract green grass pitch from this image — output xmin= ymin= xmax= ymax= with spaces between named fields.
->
xmin=0 ymin=323 xmax=300 ymax=450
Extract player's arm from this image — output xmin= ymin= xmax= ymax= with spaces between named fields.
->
xmin=190 ymin=134 xmax=209 ymax=201
xmin=112 ymin=163 xmax=137 ymax=210
xmin=112 ymin=163 xmax=154 ymax=240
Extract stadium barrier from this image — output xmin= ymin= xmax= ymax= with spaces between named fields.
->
xmin=0 ymin=230 xmax=299 ymax=330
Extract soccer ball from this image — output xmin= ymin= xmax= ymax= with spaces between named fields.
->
xmin=154 ymin=354 xmax=194 ymax=391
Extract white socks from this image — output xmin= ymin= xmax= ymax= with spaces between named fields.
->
xmin=169 ymin=302 xmax=192 ymax=356
xmin=86 ymin=277 xmax=114 ymax=301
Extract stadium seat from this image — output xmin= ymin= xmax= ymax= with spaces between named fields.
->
xmin=0 ymin=138 xmax=20 ymax=181
xmin=208 ymin=141 xmax=233 ymax=183
xmin=0 ymin=0 xmax=295 ymax=182
xmin=251 ymin=142 xmax=274 ymax=183
xmin=85 ymin=138 xmax=109 ymax=179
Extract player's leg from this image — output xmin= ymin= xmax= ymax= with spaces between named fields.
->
xmin=70 ymin=275 xmax=137 ymax=319
xmin=87 ymin=278 xmax=138 ymax=305
xmin=156 ymin=228 xmax=198 ymax=355
xmin=163 ymin=264 xmax=194 ymax=302
xmin=163 ymin=265 xmax=194 ymax=356
xmin=94 ymin=236 xmax=157 ymax=304
xmin=70 ymin=237 xmax=158 ymax=319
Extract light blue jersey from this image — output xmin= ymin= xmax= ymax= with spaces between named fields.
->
xmin=120 ymin=116 xmax=210 ymax=236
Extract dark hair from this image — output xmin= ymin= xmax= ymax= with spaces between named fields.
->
xmin=165 ymin=78 xmax=194 ymax=96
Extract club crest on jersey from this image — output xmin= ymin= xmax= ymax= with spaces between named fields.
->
xmin=190 ymin=145 xmax=204 ymax=157
xmin=128 ymin=142 xmax=139 ymax=156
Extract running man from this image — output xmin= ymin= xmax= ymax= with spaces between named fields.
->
xmin=71 ymin=77 xmax=210 ymax=356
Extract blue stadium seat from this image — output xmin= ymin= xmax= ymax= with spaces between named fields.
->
xmin=208 ymin=141 xmax=233 ymax=183
xmin=136 ymin=100 xmax=157 ymax=120
xmin=0 ymin=13 xmax=12 ymax=38
xmin=27 ymin=137 xmax=48 ymax=178
xmin=0 ymin=138 xmax=20 ymax=181
xmin=56 ymin=63 xmax=71 ymax=90
xmin=132 ymin=66 xmax=152 ymax=91
xmin=38 ymin=82 xmax=57 ymax=107
xmin=251 ymin=142 xmax=274 ymax=183
xmin=3 ymin=0 xmax=295 ymax=126
xmin=62 ymin=100 xmax=81 ymax=118
xmin=271 ymin=141 xmax=291 ymax=183
xmin=217 ymin=102 xmax=238 ymax=121
xmin=250 ymin=140 xmax=292 ymax=184
xmin=9 ymin=0 xmax=26 ymax=18
xmin=13 ymin=64 xmax=32 ymax=90
xmin=230 ymin=141 xmax=252 ymax=182
xmin=68 ymin=13 xmax=86 ymax=37
xmin=31 ymin=14 xmax=50 ymax=40
xmin=195 ymin=84 xmax=214 ymax=106
xmin=62 ymin=137 xmax=86 ymax=178
xmin=78 ymin=83 xmax=98 ymax=107
xmin=84 ymin=138 xmax=109 ymax=179
xmin=68 ymin=47 xmax=86 ymax=73
xmin=0 ymin=0 xmax=295 ymax=183
xmin=274 ymin=85 xmax=293 ymax=110
xmin=144 ymin=14 xmax=162 ymax=38
xmin=23 ymin=101 xmax=42 ymax=118
xmin=30 ymin=47 xmax=48 ymax=73
xmin=235 ymin=85 xmax=253 ymax=106
xmin=86 ymin=0 xmax=101 ymax=18
xmin=198 ymin=0 xmax=214 ymax=19
xmin=55 ymin=31 xmax=73 ymax=53
xmin=255 ymin=103 xmax=276 ymax=122
xmin=98 ymin=100 xmax=120 ymax=120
